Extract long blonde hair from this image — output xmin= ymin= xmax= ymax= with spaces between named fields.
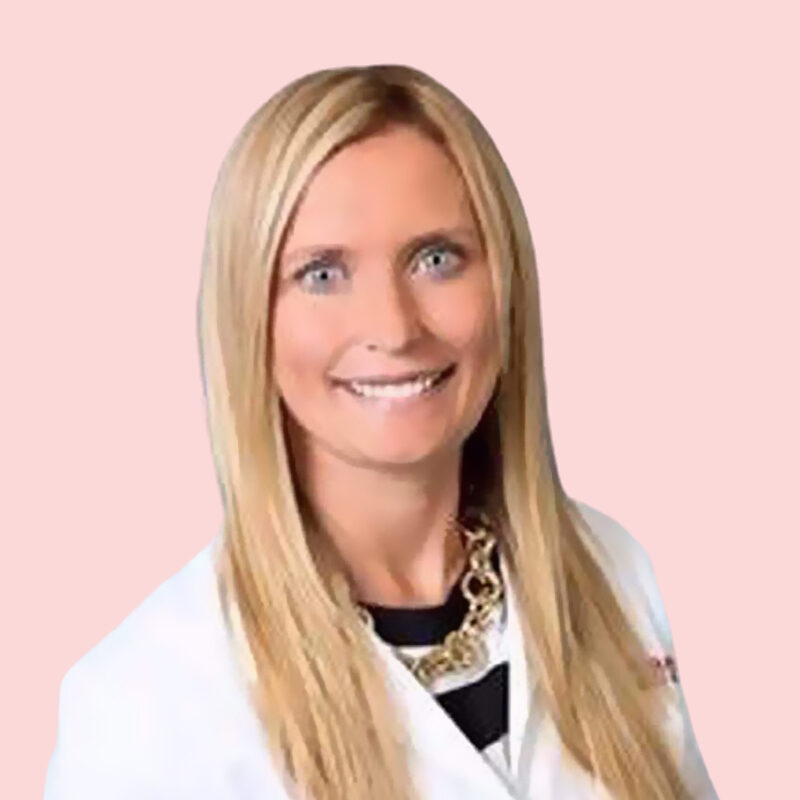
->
xmin=197 ymin=64 xmax=689 ymax=799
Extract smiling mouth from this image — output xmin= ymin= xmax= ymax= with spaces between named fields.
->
xmin=334 ymin=363 xmax=457 ymax=399
xmin=332 ymin=363 xmax=456 ymax=387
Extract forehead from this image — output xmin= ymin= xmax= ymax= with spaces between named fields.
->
xmin=282 ymin=126 xmax=476 ymax=256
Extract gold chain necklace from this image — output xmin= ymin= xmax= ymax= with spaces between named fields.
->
xmin=355 ymin=512 xmax=504 ymax=689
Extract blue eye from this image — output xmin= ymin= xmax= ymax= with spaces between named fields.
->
xmin=292 ymin=260 xmax=347 ymax=294
xmin=414 ymin=243 xmax=466 ymax=278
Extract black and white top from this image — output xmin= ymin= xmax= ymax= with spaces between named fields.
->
xmin=360 ymin=546 xmax=511 ymax=783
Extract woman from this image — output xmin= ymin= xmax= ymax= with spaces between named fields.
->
xmin=44 ymin=64 xmax=718 ymax=799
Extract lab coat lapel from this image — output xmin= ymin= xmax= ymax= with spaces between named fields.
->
xmin=500 ymin=555 xmax=623 ymax=800
xmin=499 ymin=557 xmax=601 ymax=798
xmin=365 ymin=550 xmax=534 ymax=799
xmin=499 ymin=549 xmax=538 ymax=790
xmin=370 ymin=633 xmax=517 ymax=798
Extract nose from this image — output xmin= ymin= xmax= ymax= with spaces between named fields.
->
xmin=357 ymin=269 xmax=423 ymax=352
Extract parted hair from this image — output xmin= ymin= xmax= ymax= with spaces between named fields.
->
xmin=197 ymin=63 xmax=690 ymax=799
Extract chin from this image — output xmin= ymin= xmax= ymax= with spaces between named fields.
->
xmin=352 ymin=438 xmax=455 ymax=467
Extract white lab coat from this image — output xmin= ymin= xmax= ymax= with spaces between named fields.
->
xmin=43 ymin=501 xmax=718 ymax=799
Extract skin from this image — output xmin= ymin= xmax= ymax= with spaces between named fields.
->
xmin=271 ymin=124 xmax=501 ymax=607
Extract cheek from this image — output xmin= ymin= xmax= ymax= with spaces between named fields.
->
xmin=429 ymin=282 xmax=499 ymax=362
xmin=271 ymin=298 xmax=336 ymax=393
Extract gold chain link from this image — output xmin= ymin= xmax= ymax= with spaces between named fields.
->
xmin=356 ymin=512 xmax=503 ymax=689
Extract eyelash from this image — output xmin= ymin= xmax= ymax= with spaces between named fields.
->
xmin=291 ymin=242 xmax=467 ymax=293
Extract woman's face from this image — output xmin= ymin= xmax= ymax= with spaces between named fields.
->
xmin=272 ymin=124 xmax=501 ymax=469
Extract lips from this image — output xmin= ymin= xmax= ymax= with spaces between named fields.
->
xmin=336 ymin=363 xmax=457 ymax=402
xmin=332 ymin=363 xmax=456 ymax=387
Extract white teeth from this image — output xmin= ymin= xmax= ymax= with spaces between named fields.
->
xmin=345 ymin=372 xmax=440 ymax=399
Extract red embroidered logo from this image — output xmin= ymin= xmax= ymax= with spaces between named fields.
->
xmin=647 ymin=654 xmax=679 ymax=685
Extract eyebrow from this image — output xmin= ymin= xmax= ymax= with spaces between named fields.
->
xmin=281 ymin=226 xmax=481 ymax=268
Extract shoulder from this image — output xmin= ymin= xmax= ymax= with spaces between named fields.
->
xmin=44 ymin=534 xmax=273 ymax=797
xmin=567 ymin=501 xmax=719 ymax=797
xmin=567 ymin=499 xmax=675 ymax=652
xmin=64 ymin=534 xmax=228 ymax=691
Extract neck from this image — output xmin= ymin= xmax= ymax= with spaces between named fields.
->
xmin=290 ymin=431 xmax=467 ymax=607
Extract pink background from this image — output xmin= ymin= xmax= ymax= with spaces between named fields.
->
xmin=5 ymin=2 xmax=797 ymax=798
